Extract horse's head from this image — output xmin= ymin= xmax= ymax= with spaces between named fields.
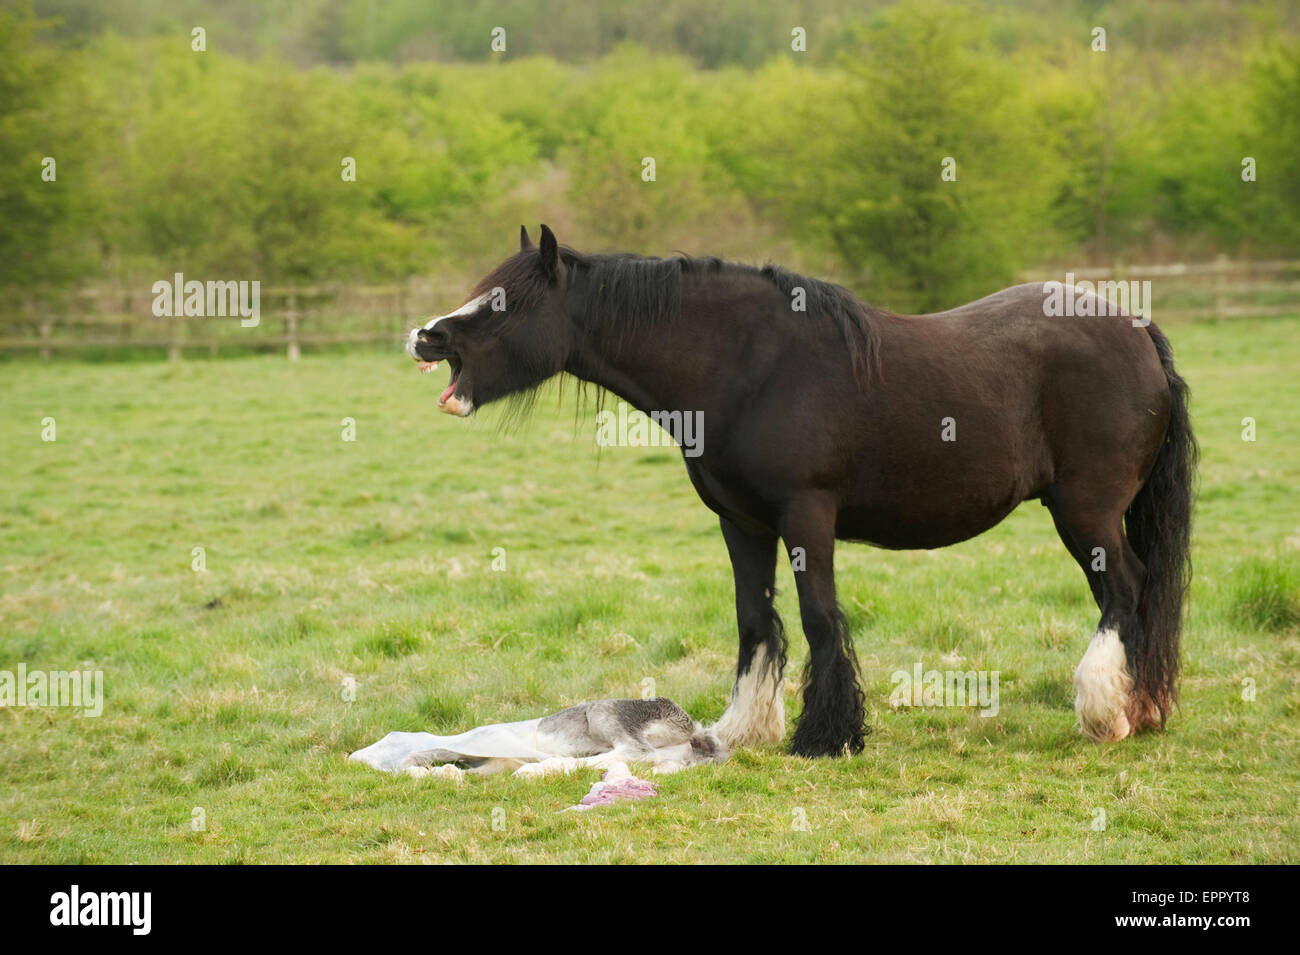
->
xmin=406 ymin=224 xmax=571 ymax=416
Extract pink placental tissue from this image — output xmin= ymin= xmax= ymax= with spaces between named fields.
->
xmin=564 ymin=762 xmax=658 ymax=812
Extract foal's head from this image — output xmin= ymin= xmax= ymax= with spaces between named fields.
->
xmin=406 ymin=225 xmax=571 ymax=416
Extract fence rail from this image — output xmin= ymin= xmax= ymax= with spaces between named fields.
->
xmin=4 ymin=258 xmax=1299 ymax=359
xmin=1017 ymin=255 xmax=1300 ymax=322
xmin=1 ymin=278 xmax=467 ymax=360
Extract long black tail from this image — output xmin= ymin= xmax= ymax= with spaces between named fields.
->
xmin=1125 ymin=323 xmax=1198 ymax=724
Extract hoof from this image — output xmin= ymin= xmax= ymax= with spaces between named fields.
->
xmin=790 ymin=722 xmax=866 ymax=758
xmin=430 ymin=763 xmax=466 ymax=782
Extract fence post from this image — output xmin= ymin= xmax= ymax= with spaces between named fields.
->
xmin=33 ymin=294 xmax=52 ymax=360
xmin=168 ymin=305 xmax=183 ymax=361
xmin=1214 ymin=254 xmax=1229 ymax=320
xmin=286 ymin=290 xmax=300 ymax=361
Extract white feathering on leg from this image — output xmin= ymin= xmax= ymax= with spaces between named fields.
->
xmin=713 ymin=643 xmax=786 ymax=747
xmin=1074 ymin=627 xmax=1135 ymax=742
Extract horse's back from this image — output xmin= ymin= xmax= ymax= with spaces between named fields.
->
xmin=901 ymin=282 xmax=1167 ymax=405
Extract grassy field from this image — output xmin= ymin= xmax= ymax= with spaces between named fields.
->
xmin=1 ymin=315 xmax=1298 ymax=864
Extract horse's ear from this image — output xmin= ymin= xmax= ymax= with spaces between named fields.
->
xmin=539 ymin=224 xmax=561 ymax=282
xmin=519 ymin=225 xmax=533 ymax=251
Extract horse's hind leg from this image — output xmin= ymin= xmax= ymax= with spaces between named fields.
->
xmin=1046 ymin=490 xmax=1157 ymax=741
xmin=714 ymin=517 xmax=788 ymax=747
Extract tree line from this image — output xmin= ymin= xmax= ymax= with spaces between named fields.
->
xmin=3 ymin=0 xmax=1298 ymax=312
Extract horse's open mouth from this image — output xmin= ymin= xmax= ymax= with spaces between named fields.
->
xmin=409 ymin=328 xmax=471 ymax=416
xmin=421 ymin=357 xmax=468 ymax=415
xmin=437 ymin=358 xmax=462 ymax=408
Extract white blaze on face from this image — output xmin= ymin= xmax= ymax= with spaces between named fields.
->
xmin=423 ymin=291 xmax=491 ymax=331
xmin=405 ymin=291 xmax=491 ymax=366
xmin=405 ymin=292 xmax=491 ymax=412
xmin=1074 ymin=627 xmax=1135 ymax=742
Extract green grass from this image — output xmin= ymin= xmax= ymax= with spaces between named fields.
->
xmin=1 ymin=316 xmax=1298 ymax=863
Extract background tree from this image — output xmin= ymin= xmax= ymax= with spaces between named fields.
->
xmin=819 ymin=4 xmax=1053 ymax=310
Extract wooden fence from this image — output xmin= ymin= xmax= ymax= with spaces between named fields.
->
xmin=3 ymin=257 xmax=1299 ymax=359
xmin=1018 ymin=256 xmax=1300 ymax=322
xmin=0 ymin=278 xmax=466 ymax=360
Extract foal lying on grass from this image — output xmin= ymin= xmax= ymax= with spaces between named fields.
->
xmin=349 ymin=697 xmax=729 ymax=779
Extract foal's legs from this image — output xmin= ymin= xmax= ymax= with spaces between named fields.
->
xmin=779 ymin=495 xmax=866 ymax=757
xmin=714 ymin=517 xmax=788 ymax=747
xmin=1047 ymin=490 xmax=1159 ymax=741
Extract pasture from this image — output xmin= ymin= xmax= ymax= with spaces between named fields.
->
xmin=1 ymin=315 xmax=1297 ymax=864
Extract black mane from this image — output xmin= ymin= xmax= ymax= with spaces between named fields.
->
xmin=473 ymin=248 xmax=881 ymax=382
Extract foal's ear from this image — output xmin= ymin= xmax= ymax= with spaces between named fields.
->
xmin=538 ymin=224 xmax=561 ymax=283
xmin=519 ymin=225 xmax=533 ymax=250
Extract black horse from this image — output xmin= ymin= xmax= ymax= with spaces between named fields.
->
xmin=407 ymin=225 xmax=1196 ymax=758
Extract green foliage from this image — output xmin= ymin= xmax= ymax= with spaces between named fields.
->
xmin=561 ymin=47 xmax=755 ymax=253
xmin=0 ymin=7 xmax=91 ymax=288
xmin=823 ymin=4 xmax=1054 ymax=309
xmin=1230 ymin=558 xmax=1300 ymax=632
xmin=3 ymin=1 xmax=1300 ymax=307
xmin=1248 ymin=40 xmax=1300 ymax=251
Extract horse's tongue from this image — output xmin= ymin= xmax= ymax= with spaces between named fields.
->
xmin=440 ymin=381 xmax=457 ymax=404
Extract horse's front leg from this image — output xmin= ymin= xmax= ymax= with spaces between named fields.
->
xmin=780 ymin=494 xmax=866 ymax=757
xmin=713 ymin=516 xmax=788 ymax=748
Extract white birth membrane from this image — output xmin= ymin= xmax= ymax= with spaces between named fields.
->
xmin=349 ymin=718 xmax=551 ymax=776
xmin=350 ymin=702 xmax=728 ymax=779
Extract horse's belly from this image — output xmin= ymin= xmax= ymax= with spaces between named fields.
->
xmin=835 ymin=500 xmax=1021 ymax=549
xmin=836 ymin=461 xmax=1041 ymax=549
